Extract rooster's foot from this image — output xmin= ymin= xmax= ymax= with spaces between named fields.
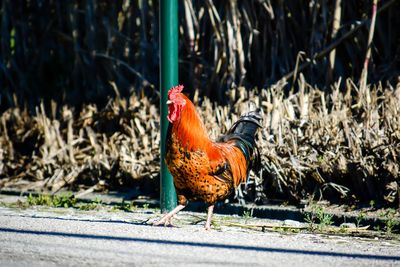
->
xmin=153 ymin=216 xmax=174 ymax=227
xmin=153 ymin=204 xmax=187 ymax=227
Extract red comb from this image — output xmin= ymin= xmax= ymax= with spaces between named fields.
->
xmin=168 ymin=85 xmax=184 ymax=98
xmin=171 ymin=85 xmax=184 ymax=93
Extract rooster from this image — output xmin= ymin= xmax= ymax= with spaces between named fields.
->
xmin=154 ymin=85 xmax=262 ymax=230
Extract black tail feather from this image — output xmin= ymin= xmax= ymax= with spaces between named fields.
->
xmin=226 ymin=109 xmax=262 ymax=145
xmin=219 ymin=108 xmax=263 ymax=176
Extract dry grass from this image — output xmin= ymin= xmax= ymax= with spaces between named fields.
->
xmin=0 ymin=96 xmax=160 ymax=193
xmin=1 ymin=79 xmax=399 ymax=207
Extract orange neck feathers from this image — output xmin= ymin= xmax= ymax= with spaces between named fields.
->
xmin=171 ymin=94 xmax=213 ymax=152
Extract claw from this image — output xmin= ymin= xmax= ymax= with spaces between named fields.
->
xmin=153 ymin=215 xmax=173 ymax=226
xmin=153 ymin=204 xmax=186 ymax=227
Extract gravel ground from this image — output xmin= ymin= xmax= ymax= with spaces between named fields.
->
xmin=0 ymin=203 xmax=400 ymax=267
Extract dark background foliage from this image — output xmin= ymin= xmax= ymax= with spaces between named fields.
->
xmin=1 ymin=0 xmax=400 ymax=111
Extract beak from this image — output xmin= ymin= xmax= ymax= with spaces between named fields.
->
xmin=166 ymin=100 xmax=173 ymax=105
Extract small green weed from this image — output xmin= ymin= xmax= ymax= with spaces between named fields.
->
xmin=27 ymin=194 xmax=52 ymax=206
xmin=316 ymin=206 xmax=334 ymax=228
xmin=112 ymin=200 xmax=137 ymax=212
xmin=27 ymin=193 xmax=76 ymax=208
xmin=52 ymin=193 xmax=77 ymax=208
xmin=383 ymin=209 xmax=400 ymax=234
xmin=78 ymin=196 xmax=103 ymax=210
xmin=355 ymin=211 xmax=366 ymax=228
xmin=304 ymin=211 xmax=317 ymax=231
xmin=242 ymin=209 xmax=253 ymax=220
xmin=304 ymin=204 xmax=333 ymax=231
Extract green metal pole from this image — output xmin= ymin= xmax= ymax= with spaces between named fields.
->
xmin=160 ymin=0 xmax=178 ymax=212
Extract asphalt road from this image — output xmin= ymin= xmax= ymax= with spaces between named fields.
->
xmin=0 ymin=206 xmax=400 ymax=267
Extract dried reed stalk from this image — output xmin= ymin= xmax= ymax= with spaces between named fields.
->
xmin=359 ymin=0 xmax=379 ymax=103
xmin=327 ymin=0 xmax=342 ymax=83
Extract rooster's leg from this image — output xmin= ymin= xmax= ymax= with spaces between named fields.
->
xmin=153 ymin=204 xmax=186 ymax=226
xmin=204 ymin=205 xmax=214 ymax=230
